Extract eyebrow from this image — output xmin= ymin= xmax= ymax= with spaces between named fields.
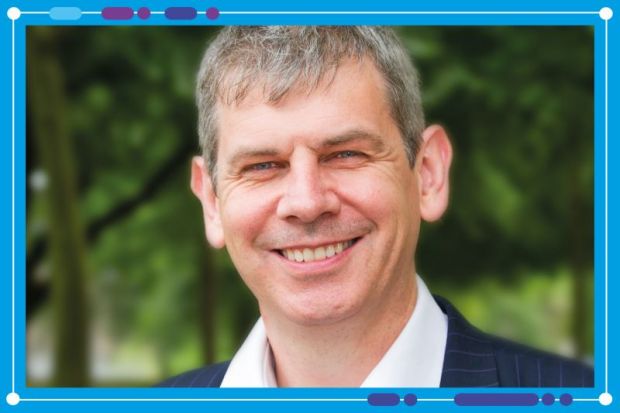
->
xmin=226 ymin=129 xmax=387 ymax=170
xmin=227 ymin=148 xmax=281 ymax=172
xmin=318 ymin=130 xmax=387 ymax=152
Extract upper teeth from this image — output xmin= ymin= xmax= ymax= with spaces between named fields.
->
xmin=282 ymin=240 xmax=354 ymax=263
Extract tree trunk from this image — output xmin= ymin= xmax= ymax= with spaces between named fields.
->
xmin=27 ymin=27 xmax=90 ymax=386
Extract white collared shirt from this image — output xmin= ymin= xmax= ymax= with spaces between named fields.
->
xmin=220 ymin=275 xmax=447 ymax=387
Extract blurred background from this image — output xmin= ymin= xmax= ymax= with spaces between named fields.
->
xmin=26 ymin=26 xmax=593 ymax=387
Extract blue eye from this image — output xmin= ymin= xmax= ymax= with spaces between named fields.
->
xmin=251 ymin=162 xmax=276 ymax=171
xmin=242 ymin=161 xmax=282 ymax=175
xmin=336 ymin=151 xmax=359 ymax=158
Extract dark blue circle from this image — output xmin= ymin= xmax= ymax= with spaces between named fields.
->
xmin=542 ymin=393 xmax=555 ymax=406
xmin=206 ymin=7 xmax=219 ymax=20
xmin=560 ymin=393 xmax=573 ymax=406
xmin=137 ymin=7 xmax=150 ymax=19
xmin=403 ymin=394 xmax=417 ymax=406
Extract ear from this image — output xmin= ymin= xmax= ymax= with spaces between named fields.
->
xmin=416 ymin=125 xmax=453 ymax=222
xmin=191 ymin=156 xmax=225 ymax=249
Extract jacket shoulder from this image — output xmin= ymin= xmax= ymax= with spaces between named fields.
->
xmin=434 ymin=295 xmax=593 ymax=387
xmin=491 ymin=337 xmax=594 ymax=387
xmin=155 ymin=361 xmax=231 ymax=387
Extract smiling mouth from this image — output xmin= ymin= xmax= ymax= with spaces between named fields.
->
xmin=277 ymin=238 xmax=360 ymax=263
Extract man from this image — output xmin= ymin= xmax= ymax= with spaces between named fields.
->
xmin=160 ymin=26 xmax=593 ymax=387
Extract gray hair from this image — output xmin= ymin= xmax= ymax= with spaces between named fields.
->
xmin=196 ymin=26 xmax=425 ymax=185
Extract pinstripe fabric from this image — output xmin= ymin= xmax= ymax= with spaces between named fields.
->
xmin=155 ymin=361 xmax=230 ymax=388
xmin=435 ymin=296 xmax=593 ymax=387
xmin=156 ymin=297 xmax=593 ymax=388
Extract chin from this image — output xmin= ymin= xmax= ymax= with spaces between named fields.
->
xmin=282 ymin=295 xmax=363 ymax=327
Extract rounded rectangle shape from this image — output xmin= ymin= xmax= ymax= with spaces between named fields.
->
xmin=164 ymin=7 xmax=197 ymax=20
xmin=101 ymin=7 xmax=134 ymax=20
xmin=49 ymin=7 xmax=81 ymax=21
xmin=455 ymin=393 xmax=539 ymax=406
xmin=367 ymin=392 xmax=400 ymax=406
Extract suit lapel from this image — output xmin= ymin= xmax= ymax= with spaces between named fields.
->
xmin=434 ymin=296 xmax=500 ymax=387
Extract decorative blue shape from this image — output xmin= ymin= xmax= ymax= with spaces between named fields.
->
xmin=541 ymin=393 xmax=555 ymax=406
xmin=137 ymin=7 xmax=151 ymax=19
xmin=206 ymin=7 xmax=220 ymax=20
xmin=559 ymin=393 xmax=573 ymax=406
xmin=102 ymin=7 xmax=134 ymax=20
xmin=164 ymin=7 xmax=197 ymax=20
xmin=455 ymin=393 xmax=539 ymax=406
xmin=403 ymin=393 xmax=417 ymax=406
xmin=367 ymin=393 xmax=400 ymax=406
xmin=49 ymin=7 xmax=82 ymax=20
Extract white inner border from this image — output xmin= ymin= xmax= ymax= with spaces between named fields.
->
xmin=11 ymin=12 xmax=16 ymax=399
xmin=9 ymin=7 xmax=609 ymax=405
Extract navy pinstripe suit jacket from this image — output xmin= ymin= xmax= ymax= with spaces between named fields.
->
xmin=157 ymin=296 xmax=593 ymax=388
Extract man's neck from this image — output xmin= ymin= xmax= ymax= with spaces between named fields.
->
xmin=262 ymin=275 xmax=418 ymax=387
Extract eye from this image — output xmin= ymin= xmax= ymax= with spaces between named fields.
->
xmin=240 ymin=161 xmax=284 ymax=177
xmin=335 ymin=150 xmax=360 ymax=159
xmin=247 ymin=161 xmax=278 ymax=171
xmin=322 ymin=150 xmax=368 ymax=168
xmin=328 ymin=150 xmax=368 ymax=162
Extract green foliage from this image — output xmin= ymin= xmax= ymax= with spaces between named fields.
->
xmin=409 ymin=27 xmax=593 ymax=279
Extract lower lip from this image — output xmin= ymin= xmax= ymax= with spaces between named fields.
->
xmin=274 ymin=239 xmax=359 ymax=276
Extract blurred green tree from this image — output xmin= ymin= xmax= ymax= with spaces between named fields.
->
xmin=28 ymin=26 xmax=90 ymax=386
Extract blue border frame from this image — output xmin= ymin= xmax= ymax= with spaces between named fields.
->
xmin=2 ymin=1 xmax=615 ymax=412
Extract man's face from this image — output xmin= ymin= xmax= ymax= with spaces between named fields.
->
xmin=194 ymin=60 xmax=438 ymax=326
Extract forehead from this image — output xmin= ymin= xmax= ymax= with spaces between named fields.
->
xmin=215 ymin=59 xmax=395 ymax=149
xmin=217 ymin=55 xmax=385 ymax=107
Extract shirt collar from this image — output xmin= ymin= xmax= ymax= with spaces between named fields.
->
xmin=361 ymin=275 xmax=447 ymax=387
xmin=219 ymin=317 xmax=276 ymax=387
xmin=221 ymin=275 xmax=447 ymax=387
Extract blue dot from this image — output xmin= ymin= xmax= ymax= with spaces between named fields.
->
xmin=404 ymin=394 xmax=417 ymax=406
xmin=560 ymin=393 xmax=573 ymax=406
xmin=206 ymin=7 xmax=219 ymax=20
xmin=542 ymin=393 xmax=555 ymax=406
xmin=137 ymin=7 xmax=150 ymax=19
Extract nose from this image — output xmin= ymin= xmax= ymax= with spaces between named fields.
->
xmin=276 ymin=157 xmax=341 ymax=223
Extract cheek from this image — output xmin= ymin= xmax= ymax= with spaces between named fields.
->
xmin=337 ymin=169 xmax=417 ymax=219
xmin=220 ymin=189 xmax=275 ymax=249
